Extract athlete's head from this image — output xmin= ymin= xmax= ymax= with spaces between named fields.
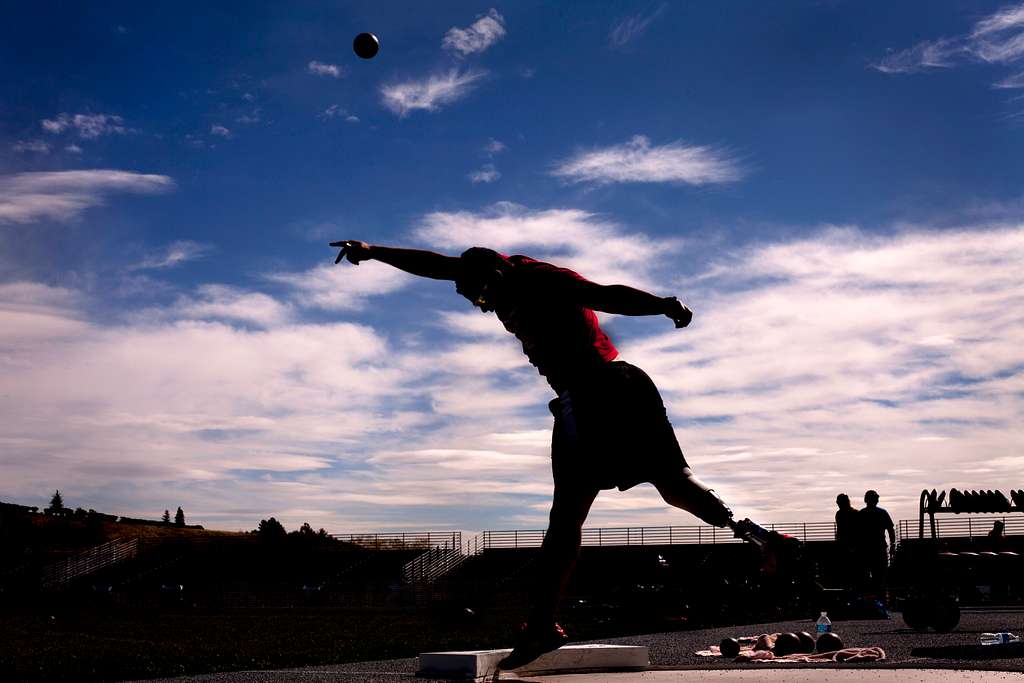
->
xmin=455 ymin=247 xmax=512 ymax=312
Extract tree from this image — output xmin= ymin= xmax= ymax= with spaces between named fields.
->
xmin=162 ymin=509 xmax=171 ymax=524
xmin=256 ymin=517 xmax=287 ymax=540
xmin=174 ymin=507 xmax=185 ymax=527
xmin=48 ymin=490 xmax=64 ymax=512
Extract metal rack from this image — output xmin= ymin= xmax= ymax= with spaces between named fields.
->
xmin=918 ymin=488 xmax=1024 ymax=539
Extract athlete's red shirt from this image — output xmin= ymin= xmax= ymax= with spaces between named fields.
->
xmin=490 ymin=255 xmax=618 ymax=392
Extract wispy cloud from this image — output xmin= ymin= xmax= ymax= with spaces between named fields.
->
xmin=483 ymin=138 xmax=506 ymax=156
xmin=210 ymin=124 xmax=231 ymax=138
xmin=171 ymin=284 xmax=292 ymax=327
xmin=12 ymin=140 xmax=50 ymax=154
xmin=321 ymin=105 xmax=360 ymax=123
xmin=442 ymin=8 xmax=506 ymax=56
xmin=1 ymin=222 xmax=1023 ymax=531
xmin=995 ymin=71 xmax=1024 ymax=89
xmin=873 ymin=2 xmax=1024 ymax=84
xmin=268 ymin=262 xmax=413 ymax=311
xmin=128 ymin=240 xmax=210 ymax=271
xmin=307 ymin=60 xmax=344 ymax=78
xmin=0 ymin=170 xmax=174 ymax=224
xmin=468 ymin=164 xmax=500 ymax=184
xmin=380 ymin=69 xmax=486 ymax=117
xmin=414 ymin=201 xmax=681 ymax=288
xmin=551 ymin=135 xmax=744 ymax=186
xmin=41 ymin=113 xmax=130 ymax=139
xmin=620 ymin=225 xmax=1024 ymax=523
xmin=609 ymin=4 xmax=666 ymax=48
xmin=236 ymin=108 xmax=262 ymax=124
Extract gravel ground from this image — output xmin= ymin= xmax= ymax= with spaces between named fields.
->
xmin=132 ymin=609 xmax=1024 ymax=683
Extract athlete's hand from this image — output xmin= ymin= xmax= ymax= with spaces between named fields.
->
xmin=665 ymin=297 xmax=693 ymax=328
xmin=330 ymin=240 xmax=371 ymax=265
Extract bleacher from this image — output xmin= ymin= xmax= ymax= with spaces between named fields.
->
xmin=7 ymin=498 xmax=1023 ymax=618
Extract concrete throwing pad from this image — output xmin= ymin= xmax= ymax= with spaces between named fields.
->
xmin=534 ymin=670 xmax=1024 ymax=682
xmin=417 ymin=644 xmax=648 ymax=680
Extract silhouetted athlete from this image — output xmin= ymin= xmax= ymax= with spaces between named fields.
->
xmin=834 ymin=493 xmax=860 ymax=588
xmin=859 ymin=489 xmax=895 ymax=600
xmin=331 ymin=241 xmax=735 ymax=669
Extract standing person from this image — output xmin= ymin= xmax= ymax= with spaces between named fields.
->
xmin=330 ymin=241 xmax=736 ymax=669
xmin=833 ymin=493 xmax=860 ymax=587
xmin=859 ymin=490 xmax=895 ymax=600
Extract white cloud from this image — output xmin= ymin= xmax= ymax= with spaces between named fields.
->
xmin=1 ymin=222 xmax=1023 ymax=532
xmin=128 ymin=240 xmax=210 ymax=271
xmin=468 ymin=163 xmax=500 ymax=184
xmin=42 ymin=113 xmax=129 ymax=139
xmin=442 ymin=8 xmax=506 ymax=56
xmin=0 ymin=288 xmax=422 ymax=515
xmin=0 ymin=170 xmax=174 ymax=224
xmin=65 ymin=144 xmax=83 ymax=154
xmin=609 ymin=4 xmax=665 ymax=47
xmin=437 ymin=310 xmax=508 ymax=339
xmin=236 ymin=108 xmax=262 ymax=124
xmin=308 ymin=60 xmax=344 ymax=78
xmin=0 ymin=282 xmax=87 ymax=344
xmin=615 ymin=225 xmax=1024 ymax=523
xmin=483 ymin=138 xmax=506 ymax=156
xmin=873 ymin=3 xmax=1024 ymax=84
xmin=873 ymin=38 xmax=964 ymax=74
xmin=171 ymin=284 xmax=292 ymax=327
xmin=994 ymin=71 xmax=1024 ymax=89
xmin=12 ymin=140 xmax=50 ymax=154
xmin=551 ymin=135 xmax=744 ymax=186
xmin=414 ymin=201 xmax=682 ymax=288
xmin=269 ymin=262 xmax=414 ymax=311
xmin=322 ymin=105 xmax=360 ymax=123
xmin=380 ymin=69 xmax=486 ymax=117
xmin=210 ymin=124 xmax=231 ymax=138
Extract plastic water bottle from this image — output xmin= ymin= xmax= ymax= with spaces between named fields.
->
xmin=981 ymin=632 xmax=1020 ymax=645
xmin=816 ymin=612 xmax=832 ymax=634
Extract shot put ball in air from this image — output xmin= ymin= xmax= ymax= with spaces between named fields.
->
xmin=353 ymin=32 xmax=379 ymax=59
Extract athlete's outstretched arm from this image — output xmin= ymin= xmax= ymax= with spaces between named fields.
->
xmin=330 ymin=241 xmax=461 ymax=281
xmin=573 ymin=281 xmax=693 ymax=328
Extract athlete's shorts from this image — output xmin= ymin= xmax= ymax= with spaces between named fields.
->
xmin=548 ymin=360 xmax=689 ymax=491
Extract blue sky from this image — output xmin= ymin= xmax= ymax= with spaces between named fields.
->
xmin=2 ymin=2 xmax=1024 ymax=535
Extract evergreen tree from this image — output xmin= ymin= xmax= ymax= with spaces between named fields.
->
xmin=174 ymin=506 xmax=185 ymax=526
xmin=48 ymin=490 xmax=64 ymax=512
xmin=256 ymin=517 xmax=287 ymax=540
xmin=162 ymin=509 xmax=171 ymax=524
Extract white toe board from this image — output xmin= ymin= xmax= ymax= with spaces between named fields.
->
xmin=417 ymin=643 xmax=649 ymax=680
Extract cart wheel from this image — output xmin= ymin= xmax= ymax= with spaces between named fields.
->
xmin=901 ymin=597 xmax=931 ymax=631
xmin=930 ymin=598 xmax=960 ymax=633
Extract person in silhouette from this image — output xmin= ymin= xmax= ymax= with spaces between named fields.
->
xmin=331 ymin=241 xmax=734 ymax=668
xmin=987 ymin=520 xmax=1007 ymax=548
xmin=833 ymin=493 xmax=860 ymax=587
xmin=859 ymin=489 xmax=895 ymax=600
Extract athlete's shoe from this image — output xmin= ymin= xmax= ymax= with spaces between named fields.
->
xmin=497 ymin=622 xmax=569 ymax=670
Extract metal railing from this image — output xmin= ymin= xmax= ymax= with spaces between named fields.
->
xmin=402 ymin=546 xmax=468 ymax=585
xmin=472 ymin=522 xmax=838 ymax=550
xmin=40 ymin=537 xmax=139 ymax=588
xmin=330 ymin=532 xmax=461 ymax=550
xmin=899 ymin=515 xmax=1024 ymax=541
